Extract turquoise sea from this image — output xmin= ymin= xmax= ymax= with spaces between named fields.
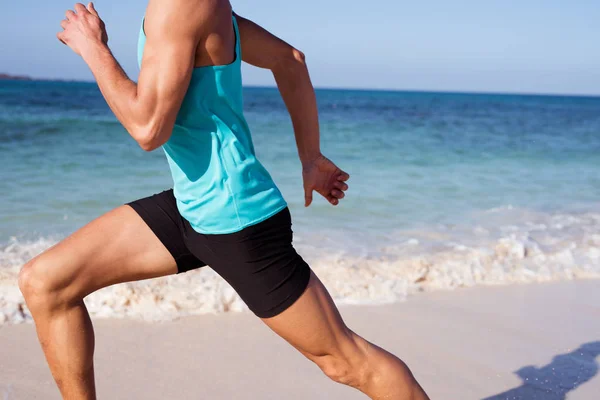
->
xmin=1 ymin=80 xmax=599 ymax=322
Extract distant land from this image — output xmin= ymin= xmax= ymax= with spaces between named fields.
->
xmin=0 ymin=73 xmax=33 ymax=81
xmin=0 ymin=73 xmax=84 ymax=83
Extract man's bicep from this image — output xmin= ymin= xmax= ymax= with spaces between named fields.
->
xmin=136 ymin=3 xmax=202 ymax=134
xmin=235 ymin=14 xmax=297 ymax=69
xmin=138 ymin=32 xmax=196 ymax=115
xmin=141 ymin=39 xmax=195 ymax=103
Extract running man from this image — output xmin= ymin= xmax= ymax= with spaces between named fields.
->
xmin=19 ymin=1 xmax=430 ymax=399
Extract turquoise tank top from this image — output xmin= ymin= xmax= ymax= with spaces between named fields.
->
xmin=137 ymin=14 xmax=287 ymax=234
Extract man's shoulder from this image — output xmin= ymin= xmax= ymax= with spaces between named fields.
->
xmin=147 ymin=0 xmax=230 ymax=38
xmin=153 ymin=0 xmax=227 ymax=18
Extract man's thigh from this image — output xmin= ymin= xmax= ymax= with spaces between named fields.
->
xmin=27 ymin=204 xmax=180 ymax=300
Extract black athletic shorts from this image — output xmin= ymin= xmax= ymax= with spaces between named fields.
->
xmin=126 ymin=189 xmax=311 ymax=318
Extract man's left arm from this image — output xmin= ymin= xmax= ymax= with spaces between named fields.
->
xmin=235 ymin=13 xmax=350 ymax=207
xmin=58 ymin=2 xmax=207 ymax=151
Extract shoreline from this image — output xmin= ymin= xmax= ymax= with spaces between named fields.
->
xmin=3 ymin=205 xmax=600 ymax=326
xmin=2 ymin=262 xmax=599 ymax=325
xmin=1 ymin=280 xmax=598 ymax=399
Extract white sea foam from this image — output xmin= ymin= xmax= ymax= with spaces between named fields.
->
xmin=1 ymin=208 xmax=599 ymax=325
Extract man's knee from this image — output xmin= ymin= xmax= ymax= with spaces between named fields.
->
xmin=19 ymin=258 xmax=45 ymax=300
xmin=316 ymin=354 xmax=370 ymax=389
xmin=19 ymin=256 xmax=75 ymax=310
xmin=311 ymin=332 xmax=371 ymax=389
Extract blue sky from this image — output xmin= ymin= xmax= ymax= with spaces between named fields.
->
xmin=1 ymin=0 xmax=598 ymax=95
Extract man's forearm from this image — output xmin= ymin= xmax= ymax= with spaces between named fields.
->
xmin=272 ymin=55 xmax=322 ymax=165
xmin=82 ymin=43 xmax=147 ymax=143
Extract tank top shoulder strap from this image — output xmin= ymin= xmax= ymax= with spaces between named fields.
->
xmin=232 ymin=14 xmax=241 ymax=61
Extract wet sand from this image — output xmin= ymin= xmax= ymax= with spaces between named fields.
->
xmin=1 ymin=280 xmax=599 ymax=399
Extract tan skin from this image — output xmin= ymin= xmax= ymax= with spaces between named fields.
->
xmin=18 ymin=1 xmax=430 ymax=399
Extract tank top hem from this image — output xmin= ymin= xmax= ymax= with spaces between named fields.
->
xmin=186 ymin=202 xmax=288 ymax=235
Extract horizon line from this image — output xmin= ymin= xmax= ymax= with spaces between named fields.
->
xmin=1 ymin=74 xmax=599 ymax=99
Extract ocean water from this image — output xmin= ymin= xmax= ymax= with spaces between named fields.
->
xmin=1 ymin=80 xmax=599 ymax=323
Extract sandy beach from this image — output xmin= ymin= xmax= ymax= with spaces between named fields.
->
xmin=0 ymin=279 xmax=598 ymax=399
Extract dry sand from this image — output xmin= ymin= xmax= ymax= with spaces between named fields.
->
xmin=1 ymin=280 xmax=599 ymax=399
